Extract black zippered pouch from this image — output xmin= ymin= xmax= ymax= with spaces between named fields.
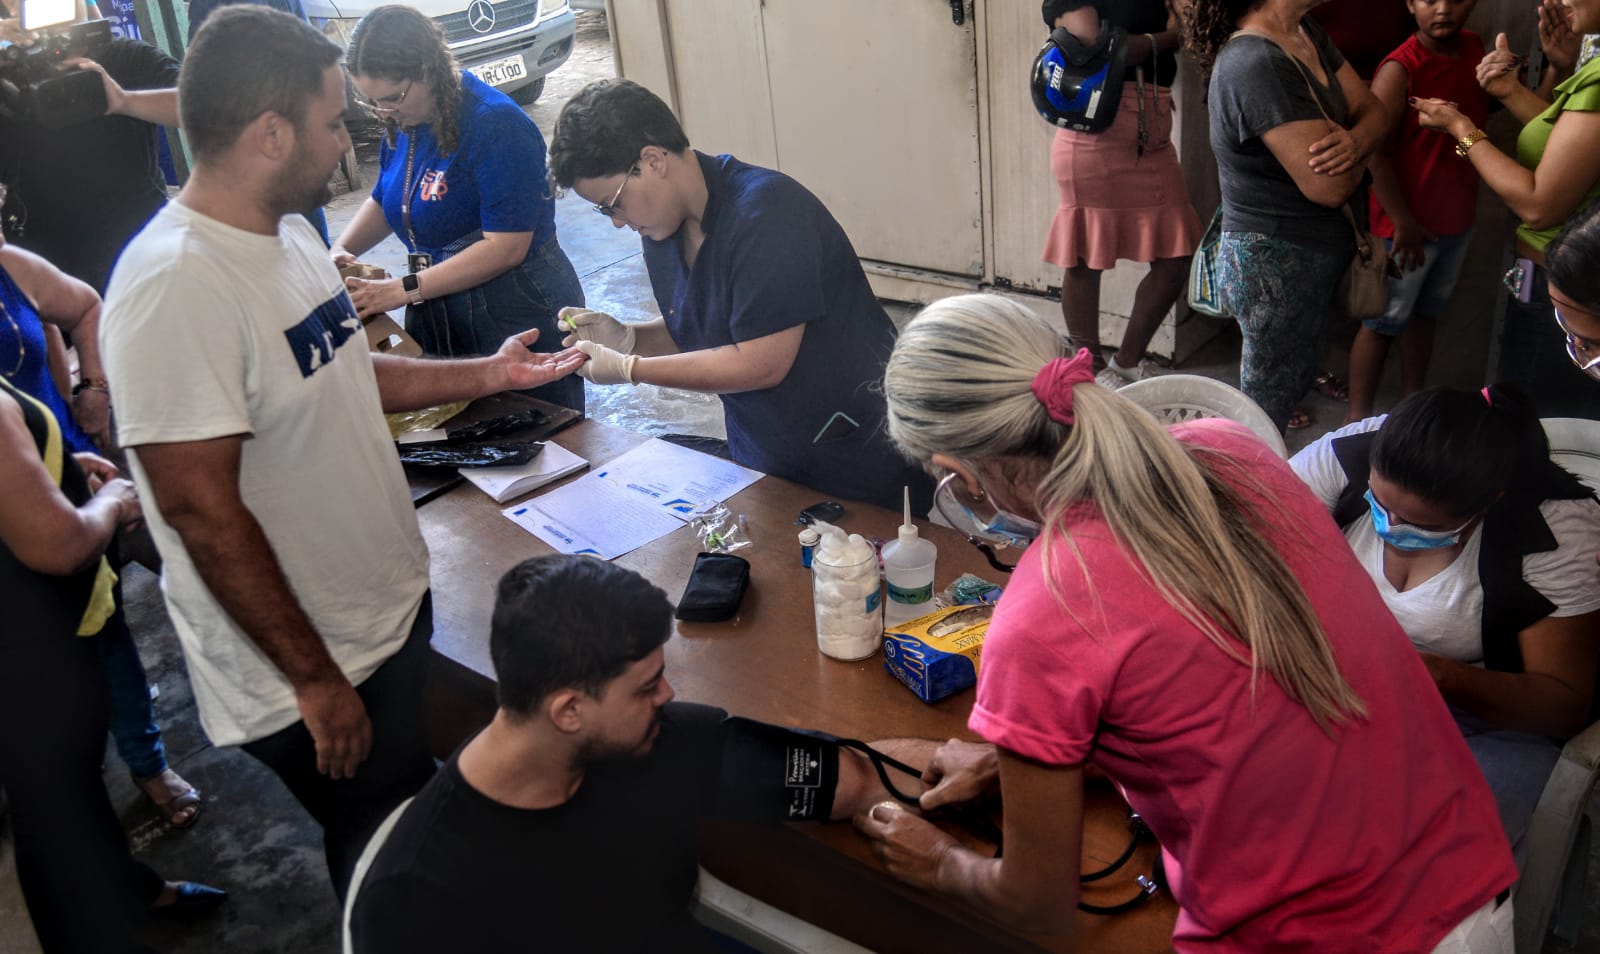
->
xmin=675 ymin=552 xmax=751 ymax=622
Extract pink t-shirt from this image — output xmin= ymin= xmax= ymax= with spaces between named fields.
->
xmin=970 ymin=420 xmax=1515 ymax=953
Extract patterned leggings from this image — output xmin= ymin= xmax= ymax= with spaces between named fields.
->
xmin=1217 ymin=231 xmax=1351 ymax=431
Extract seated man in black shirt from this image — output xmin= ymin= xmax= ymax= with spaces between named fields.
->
xmin=345 ymin=555 xmax=934 ymax=953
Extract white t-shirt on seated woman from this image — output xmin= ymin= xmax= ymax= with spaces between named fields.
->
xmin=1291 ymin=417 xmax=1600 ymax=662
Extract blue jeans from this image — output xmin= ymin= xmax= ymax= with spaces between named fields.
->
xmin=96 ymin=583 xmax=166 ymax=780
xmin=1454 ymin=707 xmax=1562 ymax=860
xmin=1499 ymin=265 xmax=1600 ymax=419
xmin=408 ymin=237 xmax=586 ymax=412
xmin=1367 ymin=229 xmax=1474 ymax=336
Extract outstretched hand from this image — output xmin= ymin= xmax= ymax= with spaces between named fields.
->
xmin=490 ymin=329 xmax=589 ymax=391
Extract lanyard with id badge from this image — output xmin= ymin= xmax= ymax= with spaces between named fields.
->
xmin=401 ymin=138 xmax=433 ymax=282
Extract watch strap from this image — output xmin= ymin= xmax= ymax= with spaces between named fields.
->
xmin=402 ymin=273 xmax=425 ymax=306
xmin=1455 ymin=129 xmax=1488 ymax=158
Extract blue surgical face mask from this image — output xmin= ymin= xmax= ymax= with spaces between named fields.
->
xmin=934 ymin=473 xmax=1042 ymax=550
xmin=1363 ymin=489 xmax=1471 ymax=552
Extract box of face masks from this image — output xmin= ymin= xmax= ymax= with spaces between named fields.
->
xmin=882 ymin=604 xmax=994 ymax=703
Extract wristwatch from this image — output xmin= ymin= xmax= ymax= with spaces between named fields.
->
xmin=401 ymin=273 xmax=425 ymax=306
xmin=72 ymin=376 xmax=109 ymax=396
xmin=1455 ymin=129 xmax=1489 ymax=158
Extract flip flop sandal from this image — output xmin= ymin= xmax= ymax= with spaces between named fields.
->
xmin=1287 ymin=407 xmax=1313 ymax=430
xmin=1313 ymin=371 xmax=1349 ymax=401
xmin=133 ymin=772 xmax=203 ymax=829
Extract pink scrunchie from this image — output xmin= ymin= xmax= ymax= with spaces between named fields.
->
xmin=1031 ymin=348 xmax=1097 ymax=425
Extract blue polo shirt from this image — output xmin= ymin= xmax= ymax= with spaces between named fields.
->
xmin=373 ymin=71 xmax=556 ymax=260
xmin=0 ymin=266 xmax=93 ymax=455
xmin=642 ymin=152 xmax=922 ymax=509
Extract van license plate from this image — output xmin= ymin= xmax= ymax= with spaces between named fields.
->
xmin=470 ymin=54 xmax=526 ymax=88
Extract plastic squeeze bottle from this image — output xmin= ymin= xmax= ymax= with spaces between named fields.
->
xmin=881 ymin=486 xmax=937 ymax=630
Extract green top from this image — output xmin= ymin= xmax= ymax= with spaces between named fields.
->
xmin=1516 ymin=57 xmax=1600 ymax=252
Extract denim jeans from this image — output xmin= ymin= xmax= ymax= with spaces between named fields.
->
xmin=96 ymin=589 xmax=167 ymax=779
xmin=408 ymin=237 xmax=586 ymax=412
xmin=1498 ymin=265 xmax=1600 ymax=419
xmin=1454 ymin=707 xmax=1562 ymax=861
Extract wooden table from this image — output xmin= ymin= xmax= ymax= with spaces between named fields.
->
xmin=416 ymin=418 xmax=1178 ymax=954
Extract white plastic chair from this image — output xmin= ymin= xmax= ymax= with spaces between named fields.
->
xmin=1542 ymin=417 xmax=1600 ymax=492
xmin=1118 ymin=374 xmax=1288 ymax=459
xmin=691 ymin=867 xmax=872 ymax=954
xmin=1518 ymin=418 xmax=1600 ymax=952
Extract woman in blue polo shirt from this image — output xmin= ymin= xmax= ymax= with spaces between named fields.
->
xmin=332 ymin=5 xmax=584 ymax=410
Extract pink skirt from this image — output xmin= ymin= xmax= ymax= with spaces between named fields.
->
xmin=1041 ymin=84 xmax=1203 ymax=271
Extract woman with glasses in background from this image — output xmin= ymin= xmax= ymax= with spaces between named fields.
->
xmin=857 ymin=293 xmax=1518 ymax=952
xmin=1546 ymin=198 xmax=1600 ymax=383
xmin=1290 ymin=383 xmax=1600 ymax=857
xmin=330 ymin=5 xmax=585 ymax=411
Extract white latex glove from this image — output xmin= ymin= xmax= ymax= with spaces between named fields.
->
xmin=559 ymin=306 xmax=637 ymax=353
xmin=574 ymin=340 xmax=639 ymax=385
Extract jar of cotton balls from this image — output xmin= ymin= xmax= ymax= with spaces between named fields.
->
xmin=810 ymin=522 xmax=883 ymax=660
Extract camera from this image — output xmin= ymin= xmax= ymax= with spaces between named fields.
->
xmin=0 ymin=0 xmax=112 ymax=130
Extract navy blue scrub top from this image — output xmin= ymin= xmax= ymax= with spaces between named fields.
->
xmin=373 ymin=71 xmax=557 ymax=260
xmin=642 ymin=152 xmax=920 ymax=509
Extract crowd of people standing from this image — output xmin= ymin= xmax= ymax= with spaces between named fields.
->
xmin=1 ymin=0 xmax=1599 ymax=952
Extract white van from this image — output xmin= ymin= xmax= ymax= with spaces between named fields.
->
xmin=309 ymin=0 xmax=576 ymax=104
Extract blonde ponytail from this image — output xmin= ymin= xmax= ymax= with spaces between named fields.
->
xmin=884 ymin=295 xmax=1365 ymax=731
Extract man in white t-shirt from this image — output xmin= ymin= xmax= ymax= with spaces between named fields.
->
xmin=99 ymin=7 xmax=584 ymax=898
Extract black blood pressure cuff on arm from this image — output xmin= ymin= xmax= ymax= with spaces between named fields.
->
xmin=714 ymin=717 xmax=841 ymax=823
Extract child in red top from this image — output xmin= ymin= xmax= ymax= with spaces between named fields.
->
xmin=1347 ymin=0 xmax=1488 ymax=422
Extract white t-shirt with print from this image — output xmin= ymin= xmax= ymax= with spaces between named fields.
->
xmin=102 ymin=203 xmax=430 ymax=746
xmin=1291 ymin=417 xmax=1600 ymax=662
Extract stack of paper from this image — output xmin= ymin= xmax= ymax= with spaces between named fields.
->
xmin=458 ymin=441 xmax=589 ymax=503
xmin=503 ymin=439 xmax=763 ymax=559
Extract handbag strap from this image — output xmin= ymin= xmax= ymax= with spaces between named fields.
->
xmin=1228 ymin=28 xmax=1367 ymax=247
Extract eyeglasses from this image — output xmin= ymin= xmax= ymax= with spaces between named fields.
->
xmin=1555 ymin=307 xmax=1600 ymax=380
xmin=593 ymin=163 xmax=637 ymax=218
xmin=932 ymin=472 xmax=1041 ymax=573
xmin=360 ymin=79 xmax=413 ymax=113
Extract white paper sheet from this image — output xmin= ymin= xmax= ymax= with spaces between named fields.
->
xmin=502 ymin=475 xmax=684 ymax=560
xmin=590 ymin=439 xmax=764 ymax=520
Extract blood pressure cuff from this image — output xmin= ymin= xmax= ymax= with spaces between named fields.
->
xmin=714 ymin=717 xmax=842 ymax=823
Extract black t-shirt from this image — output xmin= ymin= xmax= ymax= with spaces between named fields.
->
xmin=0 ymin=38 xmax=179 ymax=291
xmin=1208 ymin=19 xmax=1357 ymax=252
xmin=349 ymin=703 xmax=841 ymax=954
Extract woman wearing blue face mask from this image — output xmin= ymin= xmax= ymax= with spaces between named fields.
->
xmin=1291 ymin=383 xmax=1600 ymax=857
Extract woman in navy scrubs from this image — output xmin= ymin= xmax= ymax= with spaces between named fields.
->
xmin=332 ymin=5 xmax=585 ymax=411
